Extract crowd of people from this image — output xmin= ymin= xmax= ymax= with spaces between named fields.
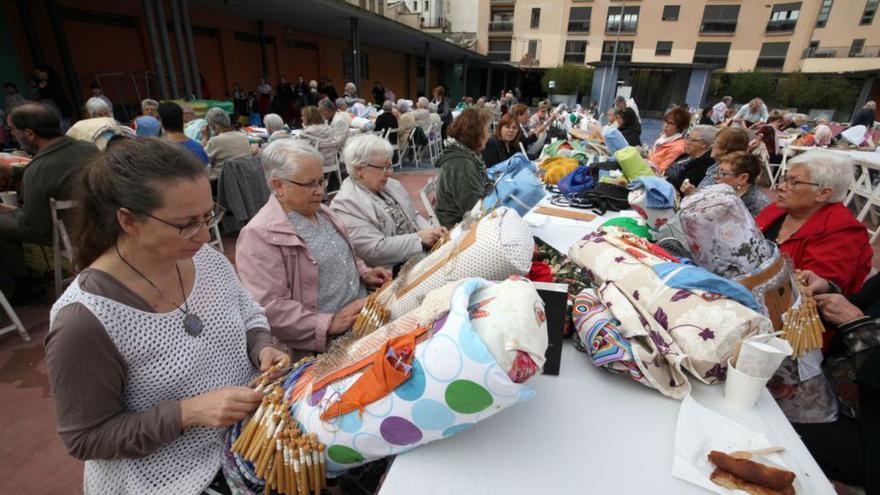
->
xmin=1 ymin=65 xmax=879 ymax=493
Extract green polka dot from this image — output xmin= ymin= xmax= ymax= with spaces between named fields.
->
xmin=327 ymin=445 xmax=364 ymax=464
xmin=444 ymin=379 xmax=494 ymax=414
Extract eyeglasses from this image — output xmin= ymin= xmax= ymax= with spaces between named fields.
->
xmin=279 ymin=177 xmax=326 ymax=190
xmin=365 ymin=163 xmax=394 ymax=173
xmin=714 ymin=170 xmax=739 ymax=178
xmin=778 ymin=174 xmax=820 ymax=189
xmin=130 ymin=203 xmax=226 ymax=238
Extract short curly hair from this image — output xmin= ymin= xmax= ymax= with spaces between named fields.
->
xmin=448 ymin=107 xmax=492 ymax=151
xmin=663 ymin=107 xmax=691 ymax=133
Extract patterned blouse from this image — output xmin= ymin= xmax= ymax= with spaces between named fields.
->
xmin=379 ymin=193 xmax=417 ymax=236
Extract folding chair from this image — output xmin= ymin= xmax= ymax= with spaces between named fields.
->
xmin=385 ymin=128 xmax=401 ymax=169
xmin=426 ymin=122 xmax=443 ymax=165
xmin=315 ymin=139 xmax=344 ymax=199
xmin=419 ymin=177 xmax=440 ymax=228
xmin=0 ymin=290 xmax=30 ymax=342
xmin=50 ymin=198 xmax=78 ymax=299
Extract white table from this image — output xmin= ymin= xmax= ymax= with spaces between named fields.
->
xmin=523 ymin=195 xmax=641 ymax=255
xmin=380 ymin=345 xmax=834 ymax=495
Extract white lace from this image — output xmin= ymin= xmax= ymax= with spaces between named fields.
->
xmin=50 ymin=246 xmax=268 ymax=495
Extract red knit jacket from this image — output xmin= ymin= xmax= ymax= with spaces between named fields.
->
xmin=756 ymin=202 xmax=872 ymax=296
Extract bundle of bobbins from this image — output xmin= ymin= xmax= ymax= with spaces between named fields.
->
xmin=781 ymin=276 xmax=825 ymax=357
xmin=232 ymin=357 xmax=327 ymax=494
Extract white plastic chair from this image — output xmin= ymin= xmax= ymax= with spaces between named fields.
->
xmin=419 ymin=177 xmax=440 ymax=228
xmin=385 ymin=128 xmax=401 ymax=169
xmin=426 ymin=122 xmax=443 ymax=165
xmin=50 ymin=198 xmax=77 ymax=299
xmin=315 ymin=139 xmax=344 ymax=198
xmin=0 ymin=290 xmax=30 ymax=342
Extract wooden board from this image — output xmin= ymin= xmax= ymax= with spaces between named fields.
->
xmin=533 ymin=206 xmax=596 ymax=222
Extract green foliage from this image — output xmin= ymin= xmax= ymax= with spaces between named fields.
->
xmin=542 ymin=65 xmax=593 ymax=94
xmin=709 ymin=71 xmax=861 ymax=112
xmin=725 ymin=71 xmax=777 ymax=103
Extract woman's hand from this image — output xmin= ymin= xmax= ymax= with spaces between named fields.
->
xmin=258 ymin=346 xmax=289 ymax=374
xmin=363 ymin=267 xmax=393 ymax=288
xmin=814 ymin=293 xmax=864 ymax=326
xmin=417 ymin=227 xmax=445 ymax=248
xmin=797 ymin=270 xmax=831 ymax=295
xmin=180 ymin=387 xmax=263 ymax=429
xmin=329 ymin=298 xmax=366 ymax=335
xmin=680 ymin=179 xmax=696 ymax=196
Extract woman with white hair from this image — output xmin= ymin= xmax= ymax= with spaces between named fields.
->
xmin=756 ymin=150 xmax=872 ymax=296
xmin=262 ymin=113 xmax=289 ymax=143
xmin=331 ymin=134 xmax=444 ymax=269
xmin=85 ymin=96 xmax=112 ymax=118
xmin=236 ymin=139 xmax=391 ymax=358
xmin=200 ymin=107 xmax=252 ymax=177
xmin=343 ymin=82 xmax=358 ymax=106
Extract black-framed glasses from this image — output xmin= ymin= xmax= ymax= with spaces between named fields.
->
xmin=778 ymin=174 xmax=821 ymax=189
xmin=130 ymin=203 xmax=225 ymax=238
xmin=365 ymin=163 xmax=394 ymax=173
xmin=279 ymin=177 xmax=326 ymax=190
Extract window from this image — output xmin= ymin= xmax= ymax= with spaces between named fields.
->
xmin=700 ymin=5 xmax=740 ymax=33
xmin=564 ymin=40 xmax=588 ymax=63
xmin=850 ymin=38 xmax=866 ymax=57
xmin=568 ymin=7 xmax=591 ymax=33
xmin=693 ymin=42 xmax=731 ymax=66
xmin=488 ymin=40 xmax=512 ymax=61
xmin=655 ymin=41 xmax=673 ymax=56
xmin=530 ymin=8 xmax=541 ymax=28
xmin=662 ymin=5 xmax=680 ymax=21
xmin=606 ymin=5 xmax=639 ymax=33
xmin=816 ymin=0 xmax=833 ymax=27
xmin=343 ymin=52 xmax=369 ymax=80
xmin=756 ymin=42 xmax=788 ymax=69
xmin=862 ymin=0 xmax=879 ymax=24
xmin=528 ymin=40 xmax=539 ymax=59
xmin=489 ymin=10 xmax=513 ymax=32
xmin=601 ymin=40 xmax=633 ymax=62
xmin=766 ymin=3 xmax=801 ymax=33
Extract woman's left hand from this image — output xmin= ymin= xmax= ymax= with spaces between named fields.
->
xmin=363 ymin=267 xmax=393 ymax=287
xmin=814 ymin=293 xmax=864 ymax=326
xmin=258 ymin=346 xmax=289 ymax=374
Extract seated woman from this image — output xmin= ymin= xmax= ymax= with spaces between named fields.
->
xmin=46 ymin=138 xmax=288 ymax=493
xmin=236 ymin=139 xmax=392 ymax=358
xmin=263 ymin=113 xmax=289 ymax=143
xmin=663 ymin=124 xmax=716 ymax=190
xmin=756 ymin=150 xmax=872 ymax=296
xmin=615 ymin=107 xmax=642 ymax=147
xmin=481 ymin=112 xmax=522 ymax=167
xmin=331 ymin=134 xmax=444 ymax=269
xmin=683 ymin=127 xmax=750 ymax=193
xmin=648 ymin=107 xmax=690 ymax=172
xmin=712 ymin=151 xmax=770 ymax=216
xmin=434 ymin=107 xmax=493 ymax=228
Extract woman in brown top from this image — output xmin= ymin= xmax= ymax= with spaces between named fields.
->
xmin=45 ymin=138 xmax=288 ymax=494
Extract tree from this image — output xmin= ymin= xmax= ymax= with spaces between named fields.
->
xmin=542 ymin=65 xmax=593 ymax=95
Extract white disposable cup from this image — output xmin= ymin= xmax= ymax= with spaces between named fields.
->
xmin=724 ymin=357 xmax=772 ymax=410
xmin=0 ymin=191 xmax=18 ymax=206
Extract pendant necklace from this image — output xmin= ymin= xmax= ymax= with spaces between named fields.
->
xmin=115 ymin=244 xmax=204 ymax=337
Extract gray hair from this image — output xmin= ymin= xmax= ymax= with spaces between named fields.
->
xmin=263 ymin=113 xmax=285 ymax=133
xmin=723 ymin=96 xmax=733 ymax=103
xmin=141 ymin=98 xmax=159 ymax=112
xmin=344 ymin=82 xmax=357 ymax=94
xmin=688 ymin=125 xmax=717 ymax=145
xmin=342 ymin=134 xmax=392 ymax=176
xmin=787 ymin=150 xmax=854 ymax=203
xmin=206 ymin=107 xmax=230 ymax=129
xmin=85 ymin=97 xmax=111 ymax=118
xmin=381 ymin=100 xmax=393 ymax=112
xmin=416 ymin=97 xmax=429 ymax=110
xmin=865 ymin=100 xmax=876 ymax=110
xmin=261 ymin=138 xmax=324 ymax=184
xmin=309 ymin=80 xmax=318 ymax=89
xmin=428 ymin=103 xmax=438 ymax=113
xmin=397 ymin=99 xmax=412 ymax=113
xmin=318 ymin=98 xmax=335 ymax=112
xmin=335 ymin=97 xmax=348 ymax=110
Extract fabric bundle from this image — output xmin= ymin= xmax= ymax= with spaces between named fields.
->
xmin=539 ymin=156 xmax=579 ymax=185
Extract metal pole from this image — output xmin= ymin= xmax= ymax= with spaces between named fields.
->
xmin=606 ymin=0 xmax=625 ymax=112
xmin=154 ymin=0 xmax=180 ymax=99
xmin=142 ymin=0 xmax=169 ymax=99
xmin=45 ymin=0 xmax=83 ymax=115
xmin=350 ymin=18 xmax=361 ymax=90
xmin=424 ymin=41 xmax=431 ymax=97
xmin=257 ymin=20 xmax=269 ymax=81
xmin=462 ymin=56 xmax=468 ymax=99
xmin=15 ymin=0 xmax=45 ymax=66
xmin=180 ymin=0 xmax=202 ymax=98
xmin=170 ymin=0 xmax=193 ymax=100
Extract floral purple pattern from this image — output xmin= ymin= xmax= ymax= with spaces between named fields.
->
xmin=698 ymin=328 xmax=715 ymax=341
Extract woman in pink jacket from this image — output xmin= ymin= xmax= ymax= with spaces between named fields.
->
xmin=236 ymin=139 xmax=391 ymax=358
xmin=648 ymin=107 xmax=690 ymax=173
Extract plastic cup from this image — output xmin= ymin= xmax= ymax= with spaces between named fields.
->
xmin=724 ymin=357 xmax=772 ymax=410
xmin=0 ymin=191 xmax=18 ymax=206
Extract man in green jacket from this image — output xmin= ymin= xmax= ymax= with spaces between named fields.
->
xmin=1 ymin=103 xmax=99 ymax=302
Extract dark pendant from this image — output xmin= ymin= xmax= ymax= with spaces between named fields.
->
xmin=183 ymin=313 xmax=204 ymax=337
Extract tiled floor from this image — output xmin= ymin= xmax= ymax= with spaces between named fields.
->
xmin=0 ymin=167 xmax=877 ymax=494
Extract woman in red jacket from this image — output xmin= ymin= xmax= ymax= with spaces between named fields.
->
xmin=756 ymin=150 xmax=871 ymax=296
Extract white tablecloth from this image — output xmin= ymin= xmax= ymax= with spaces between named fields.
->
xmin=523 ymin=195 xmax=642 ymax=254
xmin=380 ymin=345 xmax=834 ymax=495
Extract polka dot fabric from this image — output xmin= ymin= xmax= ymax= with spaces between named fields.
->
xmin=50 ymin=246 xmax=267 ymax=494
xmin=292 ymin=279 xmax=538 ymax=474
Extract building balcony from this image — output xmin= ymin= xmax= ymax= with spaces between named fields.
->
xmin=420 ymin=16 xmax=451 ymax=31
xmin=489 ymin=20 xmax=513 ymax=32
xmin=490 ymin=0 xmax=516 ymax=4
xmin=799 ymin=45 xmax=880 ymax=72
xmin=802 ymin=45 xmax=880 ymax=59
xmin=488 ymin=51 xmax=512 ymax=61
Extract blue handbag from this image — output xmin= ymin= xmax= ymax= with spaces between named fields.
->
xmin=558 ymin=165 xmax=594 ymax=196
xmin=483 ymin=167 xmax=545 ymax=217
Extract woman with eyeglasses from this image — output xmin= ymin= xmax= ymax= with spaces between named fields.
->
xmin=330 ymin=134 xmax=444 ymax=269
xmin=756 ymin=150 xmax=871 ymax=296
xmin=680 ymin=127 xmax=750 ymax=195
xmin=236 ymin=139 xmax=392 ymax=360
xmin=711 ymin=151 xmax=770 ymax=217
xmin=45 ymin=138 xmax=289 ymax=494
